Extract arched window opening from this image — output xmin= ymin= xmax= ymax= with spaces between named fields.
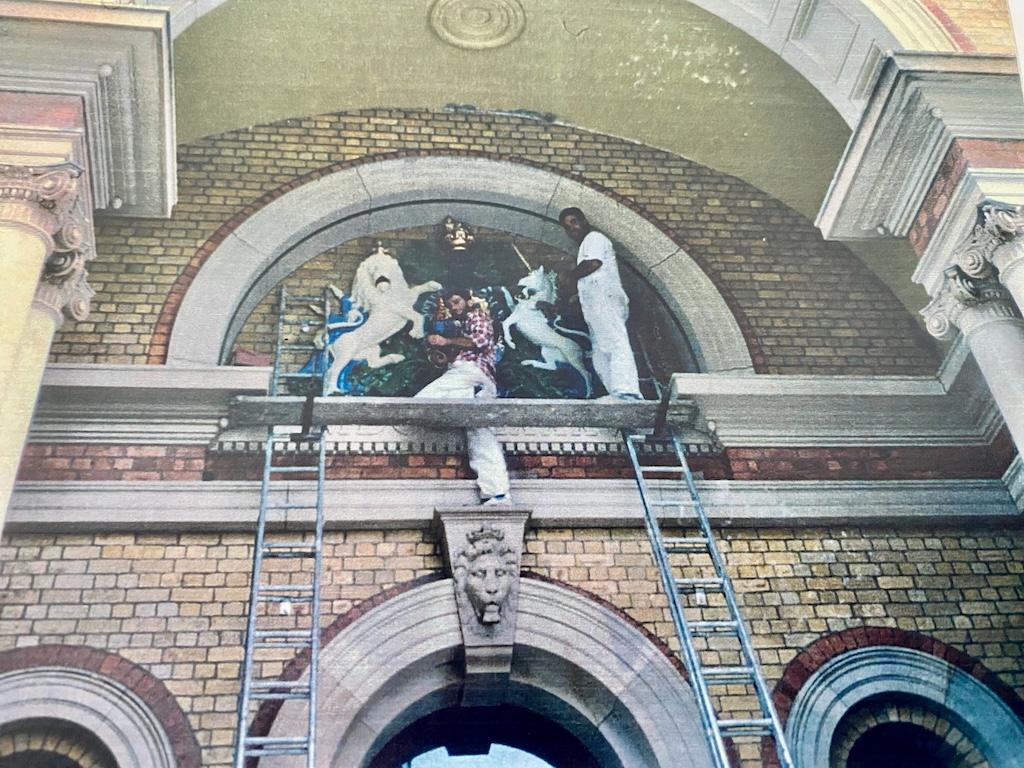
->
xmin=370 ymin=705 xmax=600 ymax=768
xmin=0 ymin=718 xmax=118 ymax=768
xmin=829 ymin=691 xmax=991 ymax=768
xmin=230 ymin=226 xmax=699 ymax=400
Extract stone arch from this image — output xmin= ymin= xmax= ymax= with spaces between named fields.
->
xmin=265 ymin=577 xmax=712 ymax=767
xmin=0 ymin=668 xmax=179 ymax=768
xmin=783 ymin=645 xmax=1024 ymax=767
xmin=0 ymin=646 xmax=201 ymax=768
xmin=163 ymin=153 xmax=755 ymax=375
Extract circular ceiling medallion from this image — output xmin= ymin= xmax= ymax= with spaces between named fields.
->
xmin=429 ymin=0 xmax=526 ymax=50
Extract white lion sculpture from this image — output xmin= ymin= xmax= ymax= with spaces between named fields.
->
xmin=502 ymin=266 xmax=593 ymax=396
xmin=323 ymin=244 xmax=441 ymax=395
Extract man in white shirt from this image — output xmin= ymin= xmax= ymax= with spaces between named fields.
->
xmin=558 ymin=208 xmax=642 ymax=400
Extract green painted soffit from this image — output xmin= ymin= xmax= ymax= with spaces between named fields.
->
xmin=173 ymin=0 xmax=930 ymax=319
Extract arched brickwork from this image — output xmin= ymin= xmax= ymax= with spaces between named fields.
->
xmin=0 ymin=645 xmax=202 ymax=768
xmin=771 ymin=626 xmax=1024 ymax=726
xmin=152 ymin=149 xmax=761 ymax=375
xmin=245 ymin=572 xmax=707 ymax=768
xmin=245 ymin=571 xmax=689 ymax=758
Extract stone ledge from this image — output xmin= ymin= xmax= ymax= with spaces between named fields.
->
xmin=7 ymin=478 xmax=1019 ymax=532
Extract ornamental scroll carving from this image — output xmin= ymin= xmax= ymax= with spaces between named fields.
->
xmin=0 ymin=163 xmax=96 ymax=324
xmin=955 ymin=202 xmax=1024 ymax=280
xmin=921 ymin=264 xmax=1019 ymax=340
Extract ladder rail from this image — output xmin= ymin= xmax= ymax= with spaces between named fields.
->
xmin=234 ymin=427 xmax=277 ymax=768
xmin=625 ymin=430 xmax=795 ymax=768
xmin=667 ymin=430 xmax=795 ymax=768
xmin=625 ymin=435 xmax=733 ymax=767
xmin=234 ymin=428 xmax=326 ymax=768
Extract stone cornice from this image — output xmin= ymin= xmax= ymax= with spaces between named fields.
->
xmin=7 ymin=477 xmax=1018 ymax=531
xmin=667 ymin=371 xmax=998 ymax=447
xmin=817 ymin=52 xmax=1023 ymax=242
xmin=0 ymin=1 xmax=175 ymax=217
xmin=33 ymin=364 xmax=1004 ymax=449
xmin=32 ymin=363 xmax=271 ymax=444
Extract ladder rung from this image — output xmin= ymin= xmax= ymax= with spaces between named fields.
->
xmin=267 ymin=465 xmax=322 ymax=474
xmin=266 ymin=502 xmax=318 ymax=511
xmin=675 ymin=577 xmax=725 ymax=589
xmin=636 ymin=465 xmax=684 ymax=474
xmin=258 ymin=584 xmax=314 ymax=594
xmin=258 ymin=595 xmax=314 ymax=605
xmin=250 ymin=684 xmax=307 ymax=696
xmin=718 ymin=718 xmax=774 ymax=737
xmin=701 ymin=666 xmax=756 ymax=684
xmin=255 ymin=629 xmax=313 ymax=638
xmin=689 ymin=620 xmax=739 ymax=634
xmin=254 ymin=641 xmax=312 ymax=649
xmin=246 ymin=736 xmax=308 ymax=746
xmin=664 ymin=537 xmax=708 ymax=551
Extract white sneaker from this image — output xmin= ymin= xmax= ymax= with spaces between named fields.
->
xmin=482 ymin=494 xmax=511 ymax=506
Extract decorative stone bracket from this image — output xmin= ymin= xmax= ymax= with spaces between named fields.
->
xmin=436 ymin=507 xmax=530 ymax=706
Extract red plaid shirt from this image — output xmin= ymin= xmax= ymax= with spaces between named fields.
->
xmin=455 ymin=307 xmax=497 ymax=386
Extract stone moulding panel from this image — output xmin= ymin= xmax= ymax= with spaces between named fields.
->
xmin=164 ymin=155 xmax=753 ymax=375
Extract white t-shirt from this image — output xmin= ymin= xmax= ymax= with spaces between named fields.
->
xmin=577 ymin=230 xmax=629 ymax=308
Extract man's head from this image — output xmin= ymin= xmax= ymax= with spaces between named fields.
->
xmin=559 ymin=207 xmax=590 ymax=244
xmin=444 ymin=287 xmax=473 ymax=318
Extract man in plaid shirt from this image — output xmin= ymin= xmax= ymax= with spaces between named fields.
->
xmin=416 ymin=288 xmax=510 ymax=505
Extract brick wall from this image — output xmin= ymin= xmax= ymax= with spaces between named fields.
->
xmin=20 ymin=442 xmax=1013 ymax=483
xmin=929 ymin=0 xmax=1017 ymax=54
xmin=55 ymin=109 xmax=939 ymax=376
xmin=2 ymin=526 xmax=1021 ymax=766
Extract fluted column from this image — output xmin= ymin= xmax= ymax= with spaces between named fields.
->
xmin=0 ymin=163 xmax=94 ymax=527
xmin=922 ymin=266 xmax=1024 ymax=452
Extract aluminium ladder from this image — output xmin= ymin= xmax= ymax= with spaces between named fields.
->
xmin=234 ymin=428 xmax=327 ymax=768
xmin=624 ymin=430 xmax=795 ymax=768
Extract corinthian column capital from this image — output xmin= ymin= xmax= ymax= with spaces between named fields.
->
xmin=0 ymin=163 xmax=96 ymax=324
xmin=955 ymin=201 xmax=1024 ymax=279
xmin=921 ymin=265 xmax=1019 ymax=340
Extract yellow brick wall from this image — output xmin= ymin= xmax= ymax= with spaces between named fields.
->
xmin=934 ymin=0 xmax=1018 ymax=54
xmin=1 ymin=525 xmax=1021 ymax=766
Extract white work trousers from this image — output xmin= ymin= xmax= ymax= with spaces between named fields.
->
xmin=580 ymin=293 xmax=641 ymax=397
xmin=414 ymin=360 xmax=510 ymax=499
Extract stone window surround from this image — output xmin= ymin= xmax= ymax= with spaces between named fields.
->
xmin=0 ymin=646 xmax=202 ymax=768
xmin=0 ymin=667 xmax=177 ymax=768
xmin=163 ymin=154 xmax=753 ymax=376
xmin=262 ymin=575 xmax=712 ymax=768
xmin=783 ymin=645 xmax=1024 ymax=767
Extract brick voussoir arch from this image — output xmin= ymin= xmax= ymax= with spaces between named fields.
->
xmin=772 ymin=626 xmax=1024 ymax=726
xmin=0 ymin=644 xmax=202 ymax=768
xmin=152 ymin=148 xmax=763 ymax=373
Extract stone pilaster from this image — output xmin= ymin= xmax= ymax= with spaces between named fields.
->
xmin=922 ymin=265 xmax=1024 ymax=453
xmin=0 ymin=162 xmax=95 ymax=528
